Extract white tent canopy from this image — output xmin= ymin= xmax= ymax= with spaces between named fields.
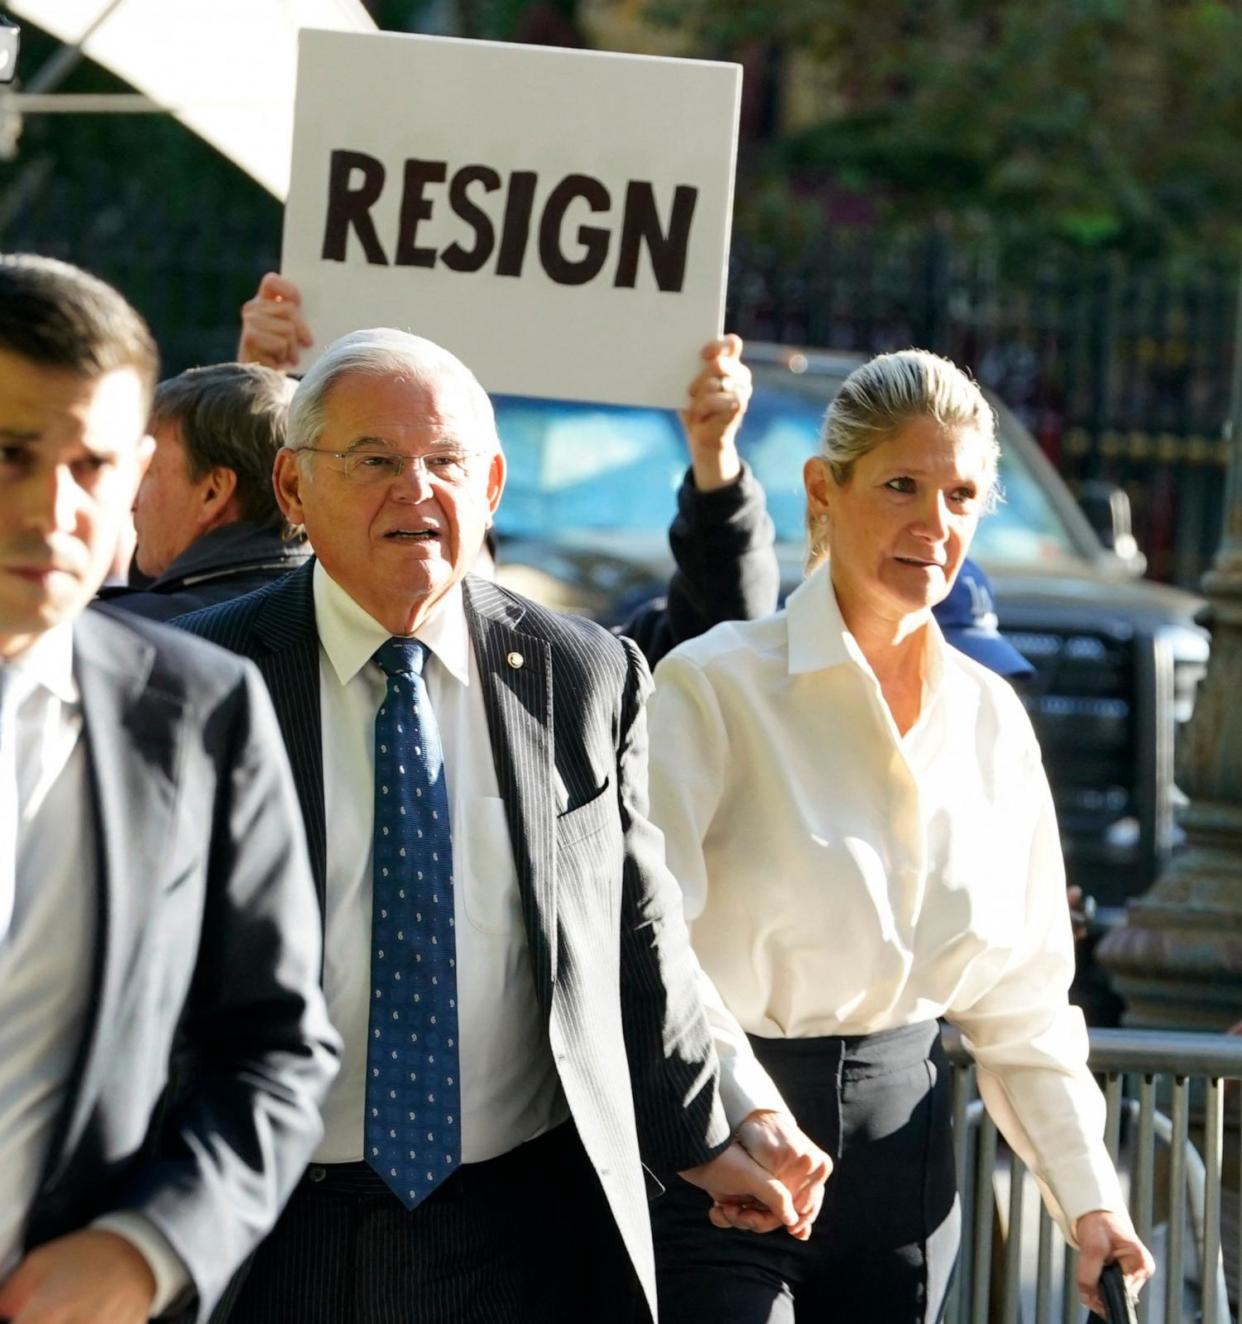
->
xmin=6 ymin=0 xmax=376 ymax=198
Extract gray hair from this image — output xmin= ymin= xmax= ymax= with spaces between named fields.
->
xmin=151 ymin=362 xmax=297 ymax=536
xmin=286 ymin=328 xmax=499 ymax=454
xmin=806 ymin=348 xmax=1001 ymax=570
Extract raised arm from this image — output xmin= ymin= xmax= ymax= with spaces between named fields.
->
xmin=237 ymin=272 xmax=313 ymax=373
xmin=621 ymin=336 xmax=780 ymax=668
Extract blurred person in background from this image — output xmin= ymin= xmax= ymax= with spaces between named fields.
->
xmin=644 ymin=348 xmax=1153 ymax=1323
xmin=934 ymin=557 xmax=1034 ymax=684
xmin=103 ymin=362 xmax=308 ymax=620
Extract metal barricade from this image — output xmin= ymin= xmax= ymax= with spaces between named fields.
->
xmin=942 ymin=1026 xmax=1242 ymax=1324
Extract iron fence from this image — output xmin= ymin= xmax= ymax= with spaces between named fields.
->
xmin=945 ymin=1025 xmax=1242 ymax=1323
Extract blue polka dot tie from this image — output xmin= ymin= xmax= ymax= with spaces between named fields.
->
xmin=366 ymin=638 xmax=460 ymax=1209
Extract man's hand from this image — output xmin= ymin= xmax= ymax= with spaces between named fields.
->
xmin=1075 ymin=1208 xmax=1154 ymax=1317
xmin=237 ymin=272 xmax=313 ymax=372
xmin=679 ymin=1139 xmax=807 ymax=1238
xmin=734 ymin=1109 xmax=832 ymax=1238
xmin=680 ymin=334 xmax=752 ymax=493
xmin=0 ymin=1230 xmax=157 ymax=1324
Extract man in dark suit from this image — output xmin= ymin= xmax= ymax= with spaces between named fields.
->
xmin=0 ymin=254 xmax=340 ymax=1324
xmin=103 ymin=362 xmax=310 ymax=620
xmin=177 ymin=327 xmax=828 ymax=1323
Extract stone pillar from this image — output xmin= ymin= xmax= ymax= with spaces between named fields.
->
xmin=1097 ymin=265 xmax=1242 ymax=1029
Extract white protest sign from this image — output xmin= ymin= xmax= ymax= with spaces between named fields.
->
xmin=282 ymin=29 xmax=741 ymax=407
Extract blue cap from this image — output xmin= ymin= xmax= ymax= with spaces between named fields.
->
xmin=933 ymin=559 xmax=1035 ymax=680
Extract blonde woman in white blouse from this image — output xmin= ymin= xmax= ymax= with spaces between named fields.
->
xmin=646 ymin=349 xmax=1153 ymax=1323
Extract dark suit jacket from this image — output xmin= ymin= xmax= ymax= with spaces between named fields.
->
xmin=98 ymin=522 xmax=311 ymax=622
xmin=21 ymin=606 xmax=339 ymax=1324
xmin=174 ymin=563 xmax=730 ymax=1318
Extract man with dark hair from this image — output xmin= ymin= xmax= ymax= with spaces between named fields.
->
xmin=0 ymin=252 xmax=338 ymax=1324
xmin=0 ymin=251 xmax=161 ymax=395
xmin=106 ymin=362 xmax=310 ymax=621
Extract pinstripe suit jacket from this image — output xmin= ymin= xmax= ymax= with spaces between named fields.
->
xmin=174 ymin=561 xmax=731 ymax=1317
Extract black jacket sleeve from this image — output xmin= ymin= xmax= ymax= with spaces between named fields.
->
xmin=619 ymin=462 xmax=779 ymax=669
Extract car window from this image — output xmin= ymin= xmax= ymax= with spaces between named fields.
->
xmin=494 ymin=383 xmax=1081 ymax=565
xmin=495 ymin=397 xmax=685 ymax=537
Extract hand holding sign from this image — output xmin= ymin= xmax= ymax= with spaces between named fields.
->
xmin=238 ymin=272 xmax=313 ymax=373
xmin=682 ymin=334 xmax=752 ymax=492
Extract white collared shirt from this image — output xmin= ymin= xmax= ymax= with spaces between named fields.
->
xmin=0 ymin=624 xmax=187 ymax=1313
xmin=648 ymin=559 xmax=1125 ymax=1236
xmin=312 ymin=564 xmax=565 ymax=1164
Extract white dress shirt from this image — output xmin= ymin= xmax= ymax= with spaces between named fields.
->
xmin=648 ymin=559 xmax=1125 ymax=1237
xmin=0 ymin=625 xmax=187 ymax=1314
xmin=312 ymin=564 xmax=565 ymax=1165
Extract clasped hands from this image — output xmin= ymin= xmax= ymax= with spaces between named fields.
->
xmin=678 ymin=1109 xmax=832 ymax=1241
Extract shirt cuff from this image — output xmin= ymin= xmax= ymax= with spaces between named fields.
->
xmin=92 ymin=1212 xmax=193 ymax=1318
xmin=1046 ymin=1148 xmax=1129 ymax=1246
xmin=716 ymin=1046 xmax=789 ymax=1132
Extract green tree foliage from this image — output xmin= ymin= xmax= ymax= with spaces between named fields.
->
xmin=370 ymin=0 xmax=583 ymax=43
xmin=646 ymin=0 xmax=1242 ymax=256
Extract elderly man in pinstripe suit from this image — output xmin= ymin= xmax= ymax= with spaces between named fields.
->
xmin=175 ymin=327 xmax=829 ymax=1324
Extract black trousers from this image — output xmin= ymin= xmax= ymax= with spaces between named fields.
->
xmin=654 ymin=1021 xmax=960 ymax=1324
xmin=223 ymin=1121 xmax=642 ymax=1324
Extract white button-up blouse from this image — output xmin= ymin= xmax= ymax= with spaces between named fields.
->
xmin=647 ymin=559 xmax=1125 ymax=1236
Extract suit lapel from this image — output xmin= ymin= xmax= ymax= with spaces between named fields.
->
xmin=463 ymin=576 xmax=557 ymax=1010
xmin=45 ymin=611 xmax=180 ymax=1183
xmin=250 ymin=563 xmax=328 ymax=916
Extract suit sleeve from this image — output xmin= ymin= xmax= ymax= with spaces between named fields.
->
xmin=613 ymin=635 xmax=733 ymax=1173
xmin=115 ymin=662 xmax=340 ymax=1323
xmin=619 ymin=463 xmax=780 ymax=669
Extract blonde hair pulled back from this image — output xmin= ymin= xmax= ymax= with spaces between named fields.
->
xmin=805 ymin=348 xmax=1000 ymax=572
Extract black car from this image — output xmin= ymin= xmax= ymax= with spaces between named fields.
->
xmin=491 ymin=343 xmax=1208 ymax=913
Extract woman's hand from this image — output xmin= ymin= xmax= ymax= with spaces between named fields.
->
xmin=734 ymin=1108 xmax=833 ymax=1239
xmin=1075 ymin=1208 xmax=1154 ymax=1316
xmin=678 ymin=1140 xmax=800 ymax=1236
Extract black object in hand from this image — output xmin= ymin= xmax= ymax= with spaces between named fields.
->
xmin=1086 ymin=1262 xmax=1136 ymax=1323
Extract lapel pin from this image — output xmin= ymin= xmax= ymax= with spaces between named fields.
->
xmin=506 ymin=651 xmax=524 ymax=669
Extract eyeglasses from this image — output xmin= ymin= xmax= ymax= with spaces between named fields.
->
xmin=296 ymin=446 xmax=485 ymax=486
